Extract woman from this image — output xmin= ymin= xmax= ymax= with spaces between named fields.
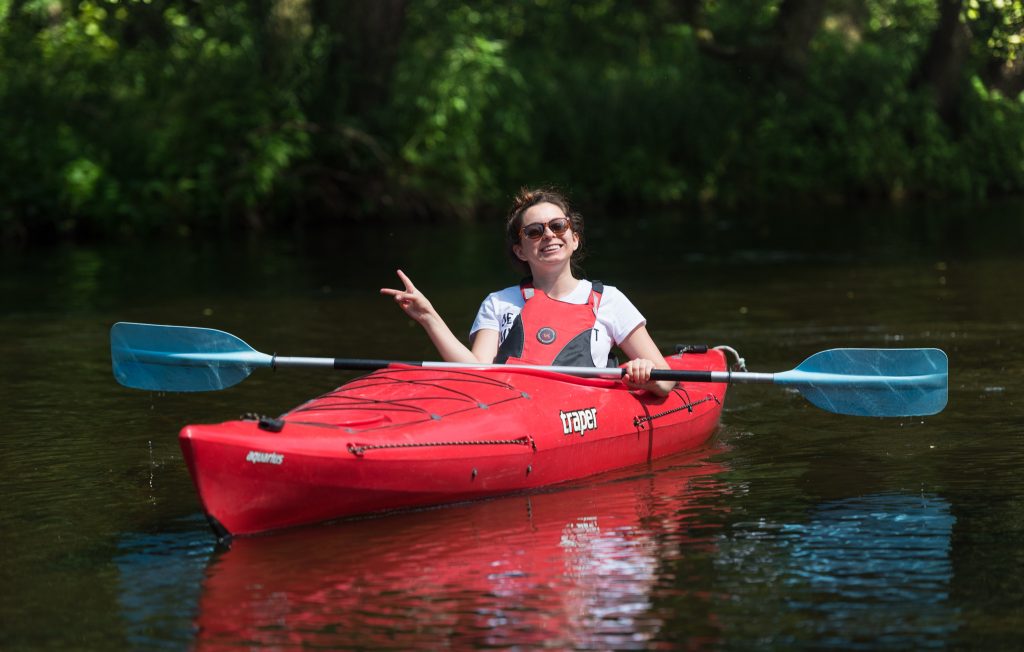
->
xmin=380 ymin=188 xmax=676 ymax=396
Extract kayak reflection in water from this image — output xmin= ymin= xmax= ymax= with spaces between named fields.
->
xmin=381 ymin=187 xmax=676 ymax=396
xmin=189 ymin=450 xmax=727 ymax=650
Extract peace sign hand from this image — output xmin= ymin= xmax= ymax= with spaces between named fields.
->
xmin=380 ymin=269 xmax=436 ymax=324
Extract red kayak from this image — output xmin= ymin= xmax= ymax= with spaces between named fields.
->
xmin=179 ymin=347 xmax=728 ymax=536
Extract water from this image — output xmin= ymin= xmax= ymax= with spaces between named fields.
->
xmin=2 ymin=202 xmax=1023 ymax=649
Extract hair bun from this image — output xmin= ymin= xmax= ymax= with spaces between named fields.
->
xmin=510 ymin=187 xmax=543 ymax=213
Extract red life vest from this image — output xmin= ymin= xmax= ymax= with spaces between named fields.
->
xmin=495 ymin=280 xmax=604 ymax=367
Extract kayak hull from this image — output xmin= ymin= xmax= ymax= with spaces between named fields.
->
xmin=180 ymin=348 xmax=727 ymax=536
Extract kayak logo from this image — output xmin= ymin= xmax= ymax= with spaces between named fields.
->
xmin=560 ymin=407 xmax=598 ymax=437
xmin=246 ymin=450 xmax=284 ymax=465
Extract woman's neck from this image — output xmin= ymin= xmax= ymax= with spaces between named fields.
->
xmin=530 ymin=268 xmax=579 ymax=300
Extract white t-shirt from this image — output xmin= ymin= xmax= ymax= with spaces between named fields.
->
xmin=470 ymin=280 xmax=645 ymax=367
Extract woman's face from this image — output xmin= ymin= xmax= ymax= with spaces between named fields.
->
xmin=512 ymin=202 xmax=580 ymax=271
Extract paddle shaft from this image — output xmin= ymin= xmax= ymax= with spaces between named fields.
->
xmin=279 ymin=357 xmax=945 ymax=389
xmin=274 ymin=356 xmax=776 ymax=384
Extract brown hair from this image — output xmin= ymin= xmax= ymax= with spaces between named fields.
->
xmin=504 ymin=187 xmax=585 ymax=276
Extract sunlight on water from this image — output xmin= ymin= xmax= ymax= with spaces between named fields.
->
xmin=715 ymin=494 xmax=957 ymax=648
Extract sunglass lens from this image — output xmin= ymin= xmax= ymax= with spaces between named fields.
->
xmin=523 ymin=224 xmax=545 ymax=239
xmin=549 ymin=218 xmax=569 ymax=235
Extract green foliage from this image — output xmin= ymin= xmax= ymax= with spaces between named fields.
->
xmin=0 ymin=0 xmax=312 ymax=236
xmin=1 ymin=0 xmax=1023 ymax=240
xmin=391 ymin=2 xmax=529 ymax=215
xmin=966 ymin=0 xmax=1024 ymax=62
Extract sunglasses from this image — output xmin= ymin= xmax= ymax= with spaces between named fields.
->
xmin=519 ymin=217 xmax=572 ymax=241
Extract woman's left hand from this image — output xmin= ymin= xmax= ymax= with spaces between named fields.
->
xmin=623 ymin=357 xmax=656 ymax=389
xmin=618 ymin=325 xmax=675 ymax=397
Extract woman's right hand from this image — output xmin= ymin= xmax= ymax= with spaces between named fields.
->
xmin=380 ymin=269 xmax=436 ymax=325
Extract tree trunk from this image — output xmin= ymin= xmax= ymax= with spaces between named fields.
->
xmin=307 ymin=0 xmax=407 ymax=127
xmin=910 ymin=0 xmax=971 ymax=123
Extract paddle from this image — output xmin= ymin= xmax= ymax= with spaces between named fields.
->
xmin=110 ymin=322 xmax=948 ymax=417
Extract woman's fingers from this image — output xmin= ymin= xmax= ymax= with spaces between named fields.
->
xmin=396 ymin=269 xmax=416 ymax=293
xmin=380 ymin=288 xmax=412 ymax=310
xmin=382 ymin=271 xmax=418 ymax=302
xmin=624 ymin=358 xmax=655 ymax=386
xmin=381 ymin=271 xmax=415 ymax=296
xmin=382 ymin=270 xmax=432 ymax=321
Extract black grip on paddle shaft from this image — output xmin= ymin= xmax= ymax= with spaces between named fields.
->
xmin=650 ymin=369 xmax=714 ymax=382
xmin=333 ymin=359 xmax=421 ymax=370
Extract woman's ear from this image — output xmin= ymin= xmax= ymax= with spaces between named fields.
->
xmin=513 ymin=243 xmax=528 ymax=262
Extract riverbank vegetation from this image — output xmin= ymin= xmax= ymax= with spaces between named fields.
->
xmin=2 ymin=0 xmax=1023 ymax=241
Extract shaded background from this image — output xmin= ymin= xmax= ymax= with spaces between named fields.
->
xmin=1 ymin=0 xmax=1023 ymax=241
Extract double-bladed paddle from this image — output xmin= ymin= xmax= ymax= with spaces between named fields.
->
xmin=109 ymin=322 xmax=948 ymax=417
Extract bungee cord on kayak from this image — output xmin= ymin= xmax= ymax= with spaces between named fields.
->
xmin=634 ymin=392 xmax=722 ymax=430
xmin=347 ymin=436 xmax=537 ymax=458
xmin=288 ymin=368 xmax=530 ymax=428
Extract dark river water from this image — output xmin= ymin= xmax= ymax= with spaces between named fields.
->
xmin=2 ymin=201 xmax=1022 ymax=650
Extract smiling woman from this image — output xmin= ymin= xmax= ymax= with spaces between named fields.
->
xmin=381 ymin=187 xmax=677 ymax=396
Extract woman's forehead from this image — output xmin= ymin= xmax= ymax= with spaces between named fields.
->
xmin=522 ymin=202 xmax=565 ymax=222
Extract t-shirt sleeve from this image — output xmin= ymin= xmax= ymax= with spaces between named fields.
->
xmin=601 ymin=286 xmax=646 ymax=344
xmin=470 ymin=293 xmax=500 ymax=336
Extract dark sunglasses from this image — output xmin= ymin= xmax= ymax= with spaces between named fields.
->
xmin=519 ymin=217 xmax=571 ymax=241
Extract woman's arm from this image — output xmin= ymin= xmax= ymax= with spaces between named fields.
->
xmin=618 ymin=324 xmax=676 ymax=397
xmin=381 ymin=269 xmax=493 ymax=364
xmin=469 ymin=328 xmax=499 ymax=364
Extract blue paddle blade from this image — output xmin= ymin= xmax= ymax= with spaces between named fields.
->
xmin=773 ymin=348 xmax=948 ymax=417
xmin=110 ymin=322 xmax=273 ymax=392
